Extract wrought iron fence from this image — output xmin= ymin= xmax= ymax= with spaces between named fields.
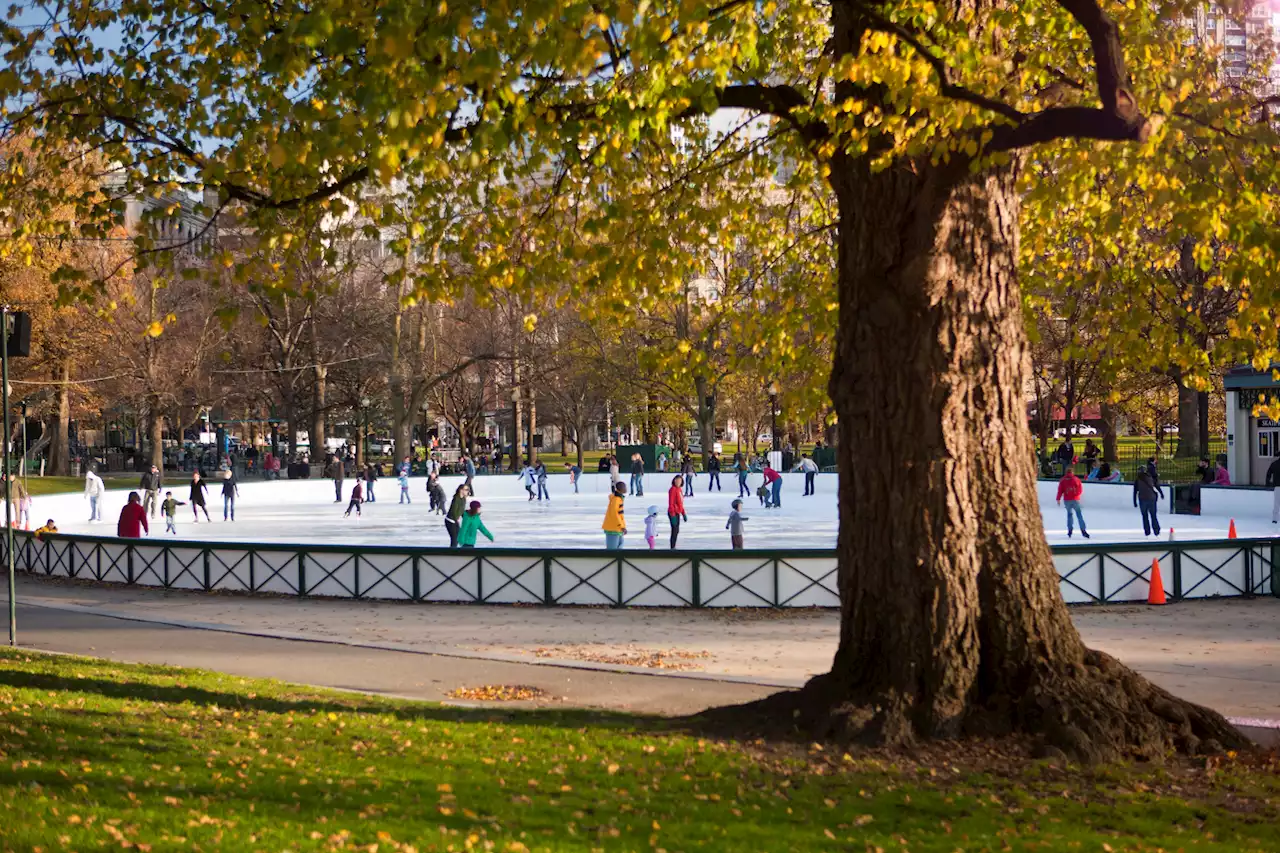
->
xmin=5 ymin=531 xmax=1277 ymax=607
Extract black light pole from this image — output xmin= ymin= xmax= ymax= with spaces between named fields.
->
xmin=3 ymin=308 xmax=12 ymax=646
xmin=768 ymin=381 xmax=779 ymax=457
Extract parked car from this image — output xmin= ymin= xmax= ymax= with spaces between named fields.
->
xmin=1052 ymin=424 xmax=1098 ymax=438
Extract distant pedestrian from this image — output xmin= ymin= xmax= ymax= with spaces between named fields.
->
xmin=458 ymin=500 xmax=493 ymax=548
xmin=364 ymin=463 xmax=378 ymax=503
xmin=726 ymin=499 xmax=749 ymax=550
xmin=681 ymin=457 xmax=695 ymax=497
xmin=344 ymin=480 xmax=364 ymax=517
xmin=161 ymin=491 xmax=185 ymax=535
xmin=629 ymin=453 xmax=645 ymax=496
xmin=398 ymin=455 xmax=412 ymax=477
xmin=792 ymin=453 xmax=818 ymax=496
xmin=427 ymin=472 xmax=445 ymax=513
xmin=1133 ymin=468 xmax=1164 ymax=537
xmin=644 ymin=505 xmax=659 ymax=550
xmin=733 ymin=453 xmax=750 ymax=498
xmin=1055 ymin=466 xmax=1088 ymax=539
xmin=189 ymin=472 xmax=211 ymax=522
xmin=399 ymin=469 xmax=411 ymax=503
xmin=445 ymin=484 xmax=470 ymax=548
xmin=609 ymin=455 xmax=622 ymax=489
xmin=536 ymin=461 xmax=550 ymax=501
xmin=84 ymin=467 xmax=105 ymax=522
xmin=221 ymin=470 xmax=239 ymax=521
xmin=463 ymin=454 xmax=476 ymax=496
xmin=116 ymin=491 xmax=149 ymax=539
xmin=1213 ymin=460 xmax=1231 ymax=485
xmin=519 ymin=463 xmax=536 ymax=501
xmin=1261 ymin=454 xmax=1280 ymax=524
xmin=565 ymin=461 xmax=581 ymax=493
xmin=602 ymin=481 xmax=627 ymax=550
xmin=762 ymin=464 xmax=783 ymax=508
xmin=325 ymin=454 xmax=344 ymax=502
xmin=140 ymin=464 xmax=162 ymax=517
xmin=707 ymin=452 xmax=721 ymax=492
xmin=667 ymin=475 xmax=687 ymax=549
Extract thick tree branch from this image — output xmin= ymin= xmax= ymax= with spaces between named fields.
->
xmin=709 ymin=84 xmax=829 ymax=143
xmin=987 ymin=0 xmax=1148 ymax=152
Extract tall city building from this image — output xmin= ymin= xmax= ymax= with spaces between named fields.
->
xmin=1186 ymin=2 xmax=1276 ymax=80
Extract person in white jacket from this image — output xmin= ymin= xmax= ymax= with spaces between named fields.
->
xmin=84 ymin=468 xmax=105 ymax=522
xmin=792 ymin=454 xmax=820 ymax=497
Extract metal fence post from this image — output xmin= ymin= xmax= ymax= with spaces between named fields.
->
xmin=298 ymin=552 xmax=307 ymax=596
xmin=1097 ymin=553 xmax=1106 ymax=603
xmin=353 ymin=554 xmax=361 ymax=599
xmin=1244 ymin=547 xmax=1253 ymax=600
xmin=1273 ymin=542 xmax=1280 ymax=598
xmin=773 ymin=558 xmax=780 ymax=607
xmin=1172 ymin=545 xmax=1182 ymax=601
xmin=126 ymin=544 xmax=134 ymax=584
xmin=412 ymin=554 xmax=421 ymax=601
xmin=476 ymin=556 xmax=484 ymax=603
xmin=616 ymin=556 xmax=624 ymax=607
xmin=691 ymin=557 xmax=701 ymax=608
xmin=163 ymin=546 xmax=170 ymax=587
xmin=202 ymin=548 xmax=211 ymax=591
xmin=248 ymin=550 xmax=255 ymax=591
xmin=543 ymin=555 xmax=553 ymax=605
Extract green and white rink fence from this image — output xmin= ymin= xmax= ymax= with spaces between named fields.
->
xmin=6 ymin=531 xmax=1279 ymax=607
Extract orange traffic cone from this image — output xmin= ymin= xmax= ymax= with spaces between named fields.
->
xmin=1228 ymin=519 xmax=1238 ymax=539
xmin=1148 ymin=558 xmax=1167 ymax=606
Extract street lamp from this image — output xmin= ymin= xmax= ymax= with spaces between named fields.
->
xmin=767 ymin=381 xmax=779 ymax=455
xmin=359 ymin=396 xmax=371 ymax=465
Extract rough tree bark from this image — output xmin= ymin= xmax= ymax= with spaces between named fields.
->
xmin=1100 ymin=400 xmax=1119 ymax=463
xmin=311 ymin=363 xmax=327 ymax=456
xmin=712 ymin=153 xmax=1246 ymax=763
xmin=47 ymin=360 xmax=71 ymax=476
xmin=1172 ymin=372 xmax=1200 ymax=458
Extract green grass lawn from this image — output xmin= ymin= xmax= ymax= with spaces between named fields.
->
xmin=19 ymin=475 xmax=138 ymax=496
xmin=1 ymin=650 xmax=1277 ymax=851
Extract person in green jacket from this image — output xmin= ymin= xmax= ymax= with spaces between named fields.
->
xmin=458 ymin=500 xmax=493 ymax=548
xmin=445 ymin=484 xmax=470 ymax=548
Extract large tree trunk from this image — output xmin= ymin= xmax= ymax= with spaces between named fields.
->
xmin=709 ymin=153 xmax=1244 ymax=762
xmin=1100 ymin=400 xmax=1119 ymax=463
xmin=148 ymin=396 xmax=164 ymax=471
xmin=1173 ymin=373 xmax=1200 ymax=458
xmin=312 ymin=365 xmax=327 ymax=456
xmin=1197 ymin=389 xmax=1211 ymax=460
xmin=47 ymin=360 xmax=72 ymax=476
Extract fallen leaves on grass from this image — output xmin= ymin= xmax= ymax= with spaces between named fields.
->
xmin=446 ymin=685 xmax=548 ymax=702
xmin=533 ymin=644 xmax=711 ymax=670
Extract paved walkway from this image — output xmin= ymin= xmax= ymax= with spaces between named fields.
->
xmin=8 ymin=575 xmax=1280 ymax=725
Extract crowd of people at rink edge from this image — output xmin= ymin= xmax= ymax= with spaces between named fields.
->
xmin=75 ymin=458 xmax=243 ymax=539
xmin=1051 ymin=448 xmax=1276 ymax=539
xmin=49 ymin=445 xmax=829 ymax=551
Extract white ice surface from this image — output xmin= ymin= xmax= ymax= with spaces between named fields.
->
xmin=25 ymin=472 xmax=1280 ymax=549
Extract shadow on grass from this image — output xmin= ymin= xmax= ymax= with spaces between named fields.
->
xmin=0 ymin=664 xmax=684 ymax=735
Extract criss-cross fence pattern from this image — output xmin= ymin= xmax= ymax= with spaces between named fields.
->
xmin=7 ymin=532 xmax=1278 ymax=607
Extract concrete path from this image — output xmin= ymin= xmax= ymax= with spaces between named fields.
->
xmin=7 ymin=604 xmax=775 ymax=715
xmin=8 ymin=575 xmax=1279 ymax=725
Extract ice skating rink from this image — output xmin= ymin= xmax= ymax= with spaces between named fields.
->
xmin=31 ymin=472 xmax=1279 ymax=549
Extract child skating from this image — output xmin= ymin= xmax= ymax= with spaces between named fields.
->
xmin=726 ymin=499 xmax=749 ymax=549
xmin=644 ymin=505 xmax=659 ymax=549
xmin=398 ymin=470 xmax=411 ymax=504
xmin=458 ymin=500 xmax=494 ymax=548
xmin=161 ymin=491 xmax=186 ymax=535
xmin=427 ymin=472 xmax=446 ymax=514
xmin=344 ymin=480 xmax=364 ymax=517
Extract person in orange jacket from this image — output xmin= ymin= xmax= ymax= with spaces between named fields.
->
xmin=602 ymin=481 xmax=627 ymax=550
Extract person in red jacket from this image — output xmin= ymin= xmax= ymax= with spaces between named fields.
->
xmin=667 ymin=476 xmax=687 ymax=549
xmin=762 ymin=464 xmax=783 ymax=509
xmin=1055 ymin=466 xmax=1089 ymax=539
xmin=117 ymin=491 xmax=149 ymax=539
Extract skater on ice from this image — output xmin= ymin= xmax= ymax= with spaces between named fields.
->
xmin=602 ymin=481 xmax=627 ymax=550
xmin=726 ymin=499 xmax=749 ymax=550
xmin=667 ymin=475 xmax=687 ymax=549
xmin=189 ymin=471 xmax=211 ymax=522
xmin=458 ymin=500 xmax=494 ymax=549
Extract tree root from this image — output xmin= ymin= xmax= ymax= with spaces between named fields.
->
xmin=692 ymin=648 xmax=1251 ymax=763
